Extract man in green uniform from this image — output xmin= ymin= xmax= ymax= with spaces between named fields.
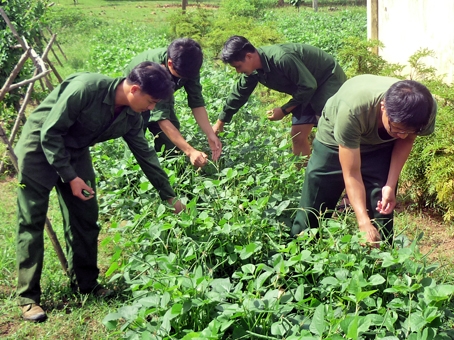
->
xmin=124 ymin=38 xmax=222 ymax=168
xmin=15 ymin=61 xmax=184 ymax=322
xmin=292 ymin=74 xmax=437 ymax=245
xmin=212 ymin=35 xmax=346 ymax=157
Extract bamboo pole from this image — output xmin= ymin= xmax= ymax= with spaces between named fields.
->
xmin=45 ymin=26 xmax=68 ymax=61
xmin=41 ymin=34 xmax=63 ymax=82
xmin=7 ymin=70 xmax=52 ymax=91
xmin=23 ymin=39 xmax=54 ymax=90
xmin=0 ymin=69 xmax=37 ymax=173
xmin=0 ymin=49 xmax=29 ymax=102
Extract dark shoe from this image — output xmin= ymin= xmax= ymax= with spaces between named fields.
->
xmin=21 ymin=304 xmax=47 ymax=322
xmin=93 ymin=285 xmax=114 ymax=298
xmin=79 ymin=284 xmax=114 ymax=298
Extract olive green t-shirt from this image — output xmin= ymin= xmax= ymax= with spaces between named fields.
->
xmin=316 ymin=74 xmax=437 ymax=150
xmin=219 ymin=43 xmax=345 ymax=123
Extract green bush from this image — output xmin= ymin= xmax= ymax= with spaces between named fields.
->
xmin=167 ymin=8 xmax=214 ymax=42
xmin=337 ymin=37 xmax=403 ymax=78
xmin=220 ymin=0 xmax=275 ymax=18
xmin=400 ymin=102 xmax=454 ymax=220
xmin=204 ymin=16 xmax=284 ymax=58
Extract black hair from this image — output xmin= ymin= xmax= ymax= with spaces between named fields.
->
xmin=220 ymin=35 xmax=256 ymax=64
xmin=167 ymin=38 xmax=203 ymax=79
xmin=384 ymin=80 xmax=433 ymax=131
xmin=127 ymin=61 xmax=174 ymax=100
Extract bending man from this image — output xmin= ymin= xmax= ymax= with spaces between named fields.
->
xmin=292 ymin=75 xmax=437 ymax=245
xmin=124 ymin=38 xmax=222 ymax=167
xmin=213 ymin=35 xmax=346 ymax=157
xmin=15 ymin=62 xmax=183 ymax=322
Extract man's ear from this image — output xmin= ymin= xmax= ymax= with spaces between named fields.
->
xmin=380 ymin=100 xmax=386 ymax=113
xmin=130 ymin=84 xmax=140 ymax=94
xmin=167 ymin=58 xmax=173 ymax=68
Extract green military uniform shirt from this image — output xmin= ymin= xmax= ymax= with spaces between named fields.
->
xmin=124 ymin=48 xmax=205 ymax=122
xmin=316 ymin=74 xmax=437 ymax=150
xmin=15 ymin=73 xmax=175 ymax=200
xmin=219 ymin=43 xmax=345 ymax=123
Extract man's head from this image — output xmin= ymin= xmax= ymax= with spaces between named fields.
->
xmin=220 ymin=35 xmax=259 ymax=75
xmin=126 ymin=61 xmax=174 ymax=112
xmin=383 ymin=80 xmax=433 ymax=138
xmin=167 ymin=38 xmax=203 ymax=79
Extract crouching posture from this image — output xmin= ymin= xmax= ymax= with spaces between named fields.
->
xmin=292 ymin=75 xmax=437 ymax=245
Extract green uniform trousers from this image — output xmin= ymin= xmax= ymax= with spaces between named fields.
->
xmin=292 ymin=139 xmax=395 ymax=242
xmin=16 ymin=148 xmax=99 ymax=305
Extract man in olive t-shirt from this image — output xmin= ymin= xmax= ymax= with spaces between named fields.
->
xmin=212 ymin=35 xmax=346 ymax=158
xmin=15 ymin=62 xmax=184 ymax=322
xmin=124 ymin=38 xmax=222 ymax=167
xmin=292 ymin=75 xmax=437 ymax=245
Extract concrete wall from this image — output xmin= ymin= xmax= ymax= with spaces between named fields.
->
xmin=368 ymin=0 xmax=454 ymax=84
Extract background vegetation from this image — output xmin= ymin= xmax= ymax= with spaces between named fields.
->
xmin=1 ymin=0 xmax=454 ymax=339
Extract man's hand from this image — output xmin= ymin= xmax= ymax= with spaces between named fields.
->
xmin=359 ymin=221 xmax=381 ymax=248
xmin=69 ymin=177 xmax=95 ymax=200
xmin=207 ymin=134 xmax=222 ymax=161
xmin=267 ymin=107 xmax=286 ymax=121
xmin=212 ymin=120 xmax=225 ymax=135
xmin=188 ymin=149 xmax=208 ymax=167
xmin=376 ymin=185 xmax=396 ymax=215
xmin=167 ymin=198 xmax=185 ymax=214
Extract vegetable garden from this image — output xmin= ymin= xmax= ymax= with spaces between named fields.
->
xmin=1 ymin=1 xmax=454 ymax=339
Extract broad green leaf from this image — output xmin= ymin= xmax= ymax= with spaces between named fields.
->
xmin=241 ymin=263 xmax=256 ymax=275
xmin=275 ymin=200 xmax=290 ymax=216
xmin=139 ymin=181 xmax=150 ymax=192
xmin=105 ymin=261 xmax=119 ymax=277
xmin=355 ymin=290 xmax=377 ymax=303
xmin=211 ymin=278 xmax=232 ymax=294
xmin=294 ymin=284 xmax=305 ymax=301
xmin=239 ymin=242 xmax=259 ymax=260
xmin=424 ymin=285 xmax=454 ymax=303
xmin=321 ymin=276 xmax=339 ymax=286
xmin=102 ymin=312 xmax=122 ymax=330
xmin=346 ymin=315 xmax=359 ymax=340
xmin=271 ymin=321 xmax=287 ymax=336
xmin=171 ymin=303 xmax=183 ymax=316
xmin=255 ymin=270 xmax=273 ymax=290
xmin=309 ymin=304 xmax=327 ymax=336
xmin=368 ymin=274 xmax=386 ymax=285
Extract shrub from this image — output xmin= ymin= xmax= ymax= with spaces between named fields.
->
xmin=219 ymin=0 xmax=275 ymax=18
xmin=167 ymin=8 xmax=214 ymax=42
xmin=203 ymin=16 xmax=284 ymax=58
xmin=337 ymin=37 xmax=403 ymax=78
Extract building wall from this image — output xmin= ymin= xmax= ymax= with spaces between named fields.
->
xmin=368 ymin=0 xmax=454 ymax=84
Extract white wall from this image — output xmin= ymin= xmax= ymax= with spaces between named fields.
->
xmin=369 ymin=0 xmax=454 ymax=84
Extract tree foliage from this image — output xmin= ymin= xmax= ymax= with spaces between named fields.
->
xmin=0 ymin=0 xmax=49 ymax=108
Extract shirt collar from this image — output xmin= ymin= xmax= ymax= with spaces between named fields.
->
xmin=103 ymin=76 xmax=136 ymax=116
xmin=257 ymin=48 xmax=271 ymax=73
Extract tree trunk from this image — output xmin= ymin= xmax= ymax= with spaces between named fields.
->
xmin=182 ymin=0 xmax=187 ymax=12
xmin=313 ymin=0 xmax=318 ymax=12
xmin=278 ymin=0 xmax=285 ymax=6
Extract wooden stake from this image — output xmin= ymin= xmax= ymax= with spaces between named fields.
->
xmin=0 ymin=49 xmax=29 ymax=102
xmin=45 ymin=26 xmax=67 ymax=61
